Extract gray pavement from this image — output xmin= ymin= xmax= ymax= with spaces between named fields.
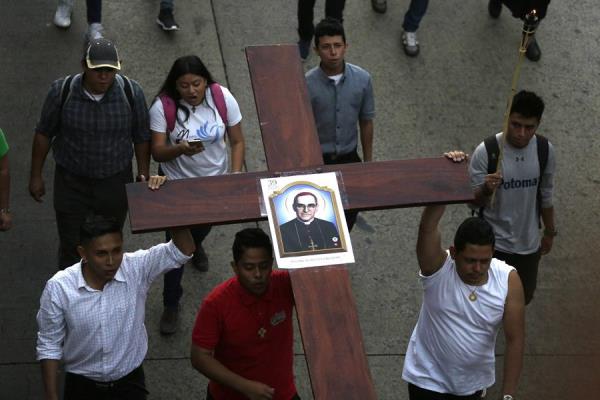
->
xmin=1 ymin=0 xmax=599 ymax=399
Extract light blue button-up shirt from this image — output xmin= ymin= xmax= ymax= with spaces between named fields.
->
xmin=306 ymin=62 xmax=375 ymax=156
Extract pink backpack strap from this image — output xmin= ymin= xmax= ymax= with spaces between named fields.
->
xmin=158 ymin=94 xmax=176 ymax=133
xmin=209 ymin=83 xmax=228 ymax=130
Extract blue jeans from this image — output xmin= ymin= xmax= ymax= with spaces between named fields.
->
xmin=402 ymin=0 xmax=429 ymax=32
xmin=163 ymin=225 xmax=211 ymax=308
xmin=160 ymin=0 xmax=175 ymax=11
xmin=86 ymin=0 xmax=101 ymax=24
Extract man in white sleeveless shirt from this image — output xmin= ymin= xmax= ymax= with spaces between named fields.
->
xmin=403 ymin=156 xmax=525 ymax=400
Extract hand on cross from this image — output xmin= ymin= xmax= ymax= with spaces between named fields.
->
xmin=142 ymin=175 xmax=167 ymax=191
xmin=444 ymin=150 xmax=468 ymax=163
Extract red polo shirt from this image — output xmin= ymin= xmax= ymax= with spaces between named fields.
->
xmin=192 ymin=270 xmax=296 ymax=400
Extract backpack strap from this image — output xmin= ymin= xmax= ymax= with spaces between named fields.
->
xmin=476 ymin=135 xmax=501 ymax=218
xmin=158 ymin=84 xmax=227 ymax=136
xmin=60 ymin=74 xmax=75 ymax=108
xmin=535 ymin=134 xmax=549 ymax=224
xmin=57 ymin=74 xmax=79 ymax=135
xmin=484 ymin=134 xmax=500 ymax=175
xmin=209 ymin=83 xmax=228 ymax=129
xmin=159 ymin=94 xmax=177 ymax=133
xmin=114 ymin=74 xmax=135 ymax=111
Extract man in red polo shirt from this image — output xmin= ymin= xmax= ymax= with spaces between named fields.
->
xmin=191 ymin=228 xmax=299 ymax=400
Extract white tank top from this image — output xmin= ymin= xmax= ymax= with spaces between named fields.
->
xmin=402 ymin=252 xmax=515 ymax=395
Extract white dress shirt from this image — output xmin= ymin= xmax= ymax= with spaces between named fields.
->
xmin=36 ymin=240 xmax=191 ymax=382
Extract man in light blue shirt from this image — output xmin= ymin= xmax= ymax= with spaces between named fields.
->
xmin=305 ymin=17 xmax=375 ymax=229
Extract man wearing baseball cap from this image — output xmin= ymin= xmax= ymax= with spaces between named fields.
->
xmin=30 ymin=38 xmax=151 ymax=270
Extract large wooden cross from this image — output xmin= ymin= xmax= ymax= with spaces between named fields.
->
xmin=127 ymin=45 xmax=472 ymax=399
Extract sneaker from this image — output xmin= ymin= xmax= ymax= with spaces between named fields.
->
xmin=53 ymin=0 xmax=74 ymax=28
xmin=192 ymin=245 xmax=209 ymax=272
xmin=159 ymin=307 xmax=179 ymax=335
xmin=401 ymin=31 xmax=420 ymax=57
xmin=298 ymin=39 xmax=311 ymax=61
xmin=525 ymin=38 xmax=541 ymax=62
xmin=488 ymin=0 xmax=502 ymax=18
xmin=86 ymin=23 xmax=104 ymax=41
xmin=157 ymin=9 xmax=180 ymax=31
xmin=371 ymin=0 xmax=387 ymax=14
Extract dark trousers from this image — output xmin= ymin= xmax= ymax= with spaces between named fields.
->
xmin=494 ymin=248 xmax=541 ymax=305
xmin=322 ymin=150 xmax=360 ymax=231
xmin=64 ymin=365 xmax=147 ymax=400
xmin=206 ymin=386 xmax=301 ymax=400
xmin=86 ymin=0 xmax=102 ymax=24
xmin=163 ymin=225 xmax=211 ymax=308
xmin=408 ymin=383 xmax=484 ymax=400
xmin=297 ymin=0 xmax=345 ymax=42
xmin=54 ymin=165 xmax=132 ymax=269
xmin=501 ymin=0 xmax=550 ymax=20
xmin=402 ymin=0 xmax=429 ymax=32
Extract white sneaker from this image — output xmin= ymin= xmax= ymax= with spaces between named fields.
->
xmin=402 ymin=31 xmax=420 ymax=57
xmin=53 ymin=0 xmax=74 ymax=28
xmin=86 ymin=23 xmax=105 ymax=40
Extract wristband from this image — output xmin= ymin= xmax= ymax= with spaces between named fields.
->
xmin=503 ymin=395 xmax=514 ymax=400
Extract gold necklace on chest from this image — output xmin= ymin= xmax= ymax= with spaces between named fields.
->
xmin=251 ymin=302 xmax=270 ymax=339
xmin=468 ymin=288 xmax=478 ymax=301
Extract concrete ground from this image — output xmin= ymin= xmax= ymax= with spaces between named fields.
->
xmin=1 ymin=0 xmax=599 ymax=399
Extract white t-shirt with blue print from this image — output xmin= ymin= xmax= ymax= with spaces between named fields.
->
xmin=149 ymin=86 xmax=242 ymax=179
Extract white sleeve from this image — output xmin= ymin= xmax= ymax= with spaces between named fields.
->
xmin=36 ymin=281 xmax=65 ymax=361
xmin=126 ymin=241 xmax=192 ymax=286
xmin=221 ymin=87 xmax=243 ymax=127
xmin=149 ymin=98 xmax=168 ymax=134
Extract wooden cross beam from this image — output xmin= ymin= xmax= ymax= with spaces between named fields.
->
xmin=126 ymin=45 xmax=473 ymax=399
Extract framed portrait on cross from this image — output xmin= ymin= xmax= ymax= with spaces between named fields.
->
xmin=260 ymin=172 xmax=355 ymax=269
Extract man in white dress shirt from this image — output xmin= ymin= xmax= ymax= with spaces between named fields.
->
xmin=36 ymin=198 xmax=195 ymax=399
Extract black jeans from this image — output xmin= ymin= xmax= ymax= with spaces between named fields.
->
xmin=322 ymin=150 xmax=361 ymax=231
xmin=297 ymin=0 xmax=345 ymax=42
xmin=501 ymin=0 xmax=550 ymax=20
xmin=54 ymin=165 xmax=132 ymax=269
xmin=408 ymin=383 xmax=484 ymax=400
xmin=162 ymin=225 xmax=212 ymax=308
xmin=206 ymin=386 xmax=300 ymax=400
xmin=494 ymin=248 xmax=541 ymax=305
xmin=86 ymin=0 xmax=102 ymax=24
xmin=64 ymin=365 xmax=148 ymax=400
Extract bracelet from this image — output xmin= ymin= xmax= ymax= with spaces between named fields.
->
xmin=543 ymin=227 xmax=558 ymax=237
xmin=0 ymin=208 xmax=10 ymax=214
xmin=503 ymin=395 xmax=514 ymax=400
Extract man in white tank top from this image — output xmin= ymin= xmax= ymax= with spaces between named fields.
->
xmin=402 ymin=152 xmax=525 ymax=400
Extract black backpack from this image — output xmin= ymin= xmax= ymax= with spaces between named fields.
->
xmin=477 ymin=134 xmax=549 ymax=223
xmin=59 ymin=73 xmax=134 ymax=110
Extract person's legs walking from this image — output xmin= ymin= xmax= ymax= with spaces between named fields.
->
xmin=86 ymin=0 xmax=104 ymax=39
xmin=191 ymin=225 xmax=212 ymax=271
xmin=401 ymin=0 xmax=429 ymax=57
xmin=494 ymin=249 xmax=541 ymax=305
xmin=297 ymin=0 xmax=317 ymax=60
xmin=324 ymin=0 xmax=345 ymax=23
xmin=54 ymin=0 xmax=75 ymax=28
xmin=54 ymin=166 xmax=93 ymax=269
xmin=157 ymin=0 xmax=180 ymax=31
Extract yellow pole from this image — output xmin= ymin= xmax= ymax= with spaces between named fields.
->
xmin=490 ymin=10 xmax=539 ymax=208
